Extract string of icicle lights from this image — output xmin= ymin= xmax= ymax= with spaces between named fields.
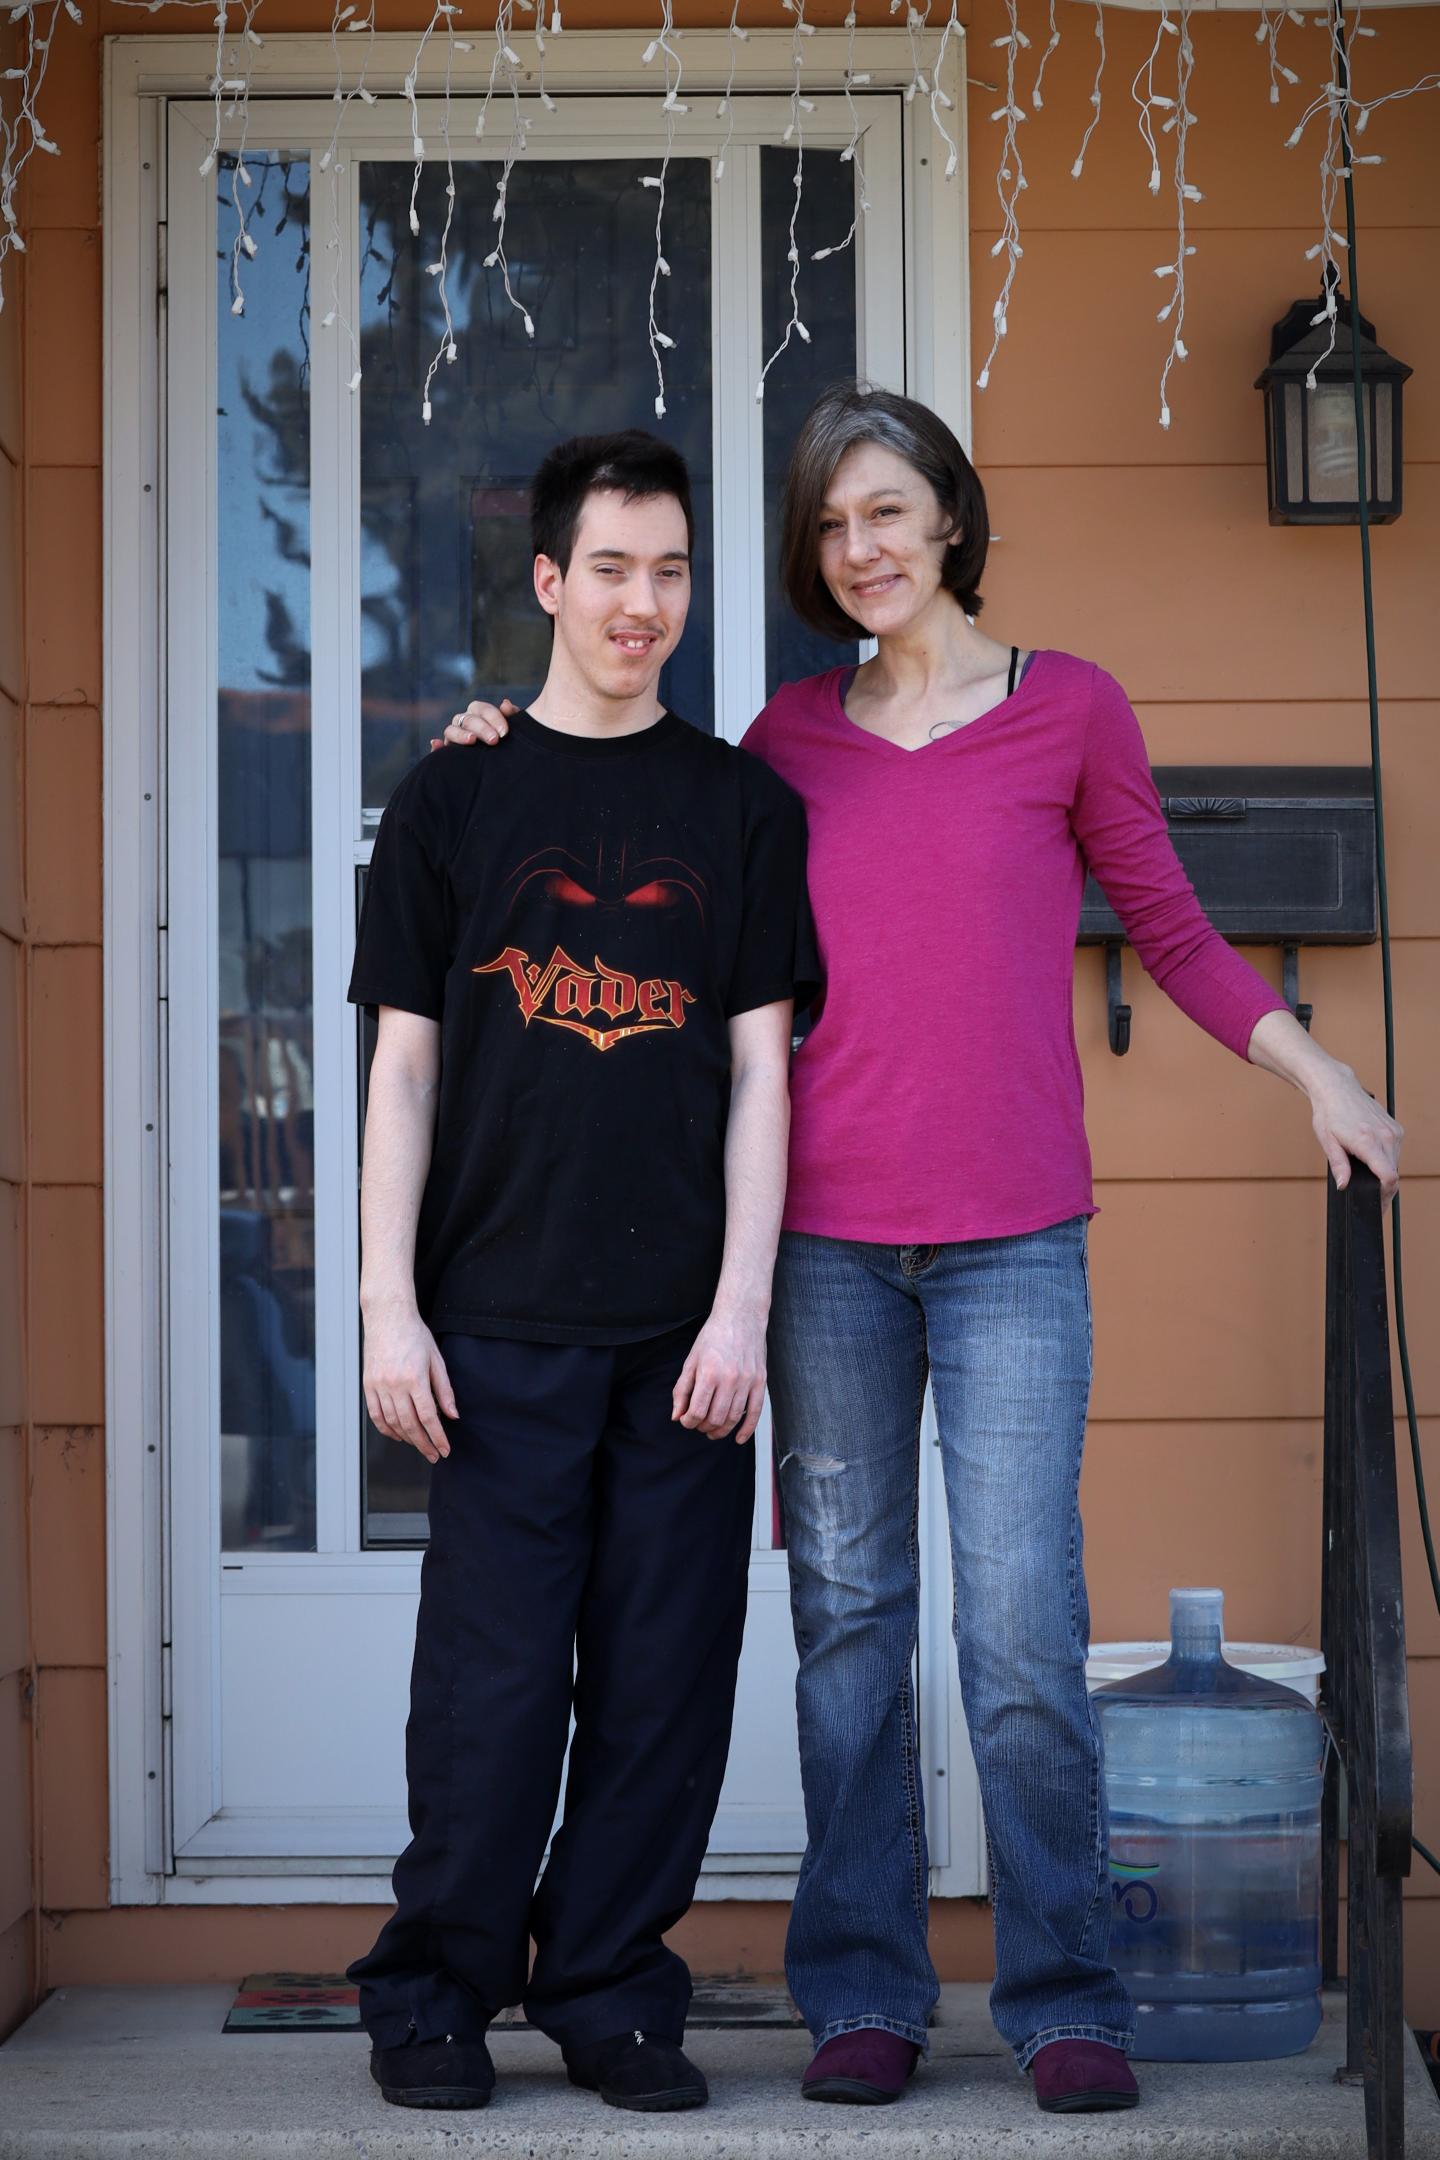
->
xmin=3 ymin=2 xmax=1439 ymax=423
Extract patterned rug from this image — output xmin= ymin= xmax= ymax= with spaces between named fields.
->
xmin=223 ymin=1974 xmax=802 ymax=2035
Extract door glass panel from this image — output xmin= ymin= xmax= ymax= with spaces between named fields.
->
xmin=356 ymin=151 xmax=713 ymax=1543
xmin=216 ymin=152 xmax=318 ymax=1553
xmin=761 ymin=146 xmax=861 ymax=695
xmin=358 ymin=155 xmax=715 ymax=816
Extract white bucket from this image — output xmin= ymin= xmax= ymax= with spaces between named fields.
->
xmin=1086 ymin=1641 xmax=1325 ymax=1706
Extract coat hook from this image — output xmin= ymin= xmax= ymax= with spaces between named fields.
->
xmin=1282 ymin=945 xmax=1313 ymax=1033
xmin=1106 ymin=942 xmax=1132 ymax=1057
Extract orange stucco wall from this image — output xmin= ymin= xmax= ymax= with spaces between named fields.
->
xmin=4 ymin=0 xmax=1438 ymax=2025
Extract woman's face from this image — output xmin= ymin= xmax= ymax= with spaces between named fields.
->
xmin=815 ymin=439 xmax=953 ymax=639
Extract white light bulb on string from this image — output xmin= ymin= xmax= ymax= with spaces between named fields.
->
xmin=1283 ymin=0 xmax=1436 ymax=370
xmin=1071 ymin=3 xmax=1106 ymax=181
xmin=974 ymin=0 xmax=1027 ymax=394
xmin=209 ymin=0 xmax=263 ymax=317
xmin=756 ymin=0 xmax=813 ymax=402
xmin=926 ymin=0 xmax=964 ymax=181
xmin=642 ymin=0 xmax=686 ymax=416
xmin=1032 ymin=0 xmax=1060 ymax=111
xmin=317 ymin=0 xmax=374 ymax=397
xmin=1155 ymin=0 xmax=1199 ymax=429
xmin=1256 ymin=9 xmax=1300 ymax=106
xmin=811 ymin=5 xmax=869 ymax=262
xmin=1131 ymin=9 xmax=1174 ymax=197
xmin=900 ymin=0 xmax=933 ymax=110
xmin=0 ymin=0 xmax=67 ymax=314
xmin=532 ymin=0 xmax=559 ymax=116
xmin=1280 ymin=2 xmax=1413 ymax=387
xmin=197 ymin=4 xmax=230 ymax=182
xmin=713 ymin=0 xmax=747 ymax=183
xmin=476 ymin=0 xmax=538 ymax=343
xmin=405 ymin=0 xmax=461 ymax=246
xmin=419 ymin=0 xmax=463 ymax=425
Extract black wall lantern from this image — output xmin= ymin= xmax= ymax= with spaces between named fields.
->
xmin=1256 ymin=292 xmax=1411 ymax=525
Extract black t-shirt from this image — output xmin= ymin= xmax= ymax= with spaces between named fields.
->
xmin=349 ymin=709 xmax=819 ymax=1344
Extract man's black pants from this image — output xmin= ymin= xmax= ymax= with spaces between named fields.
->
xmin=349 ymin=1324 xmax=756 ymax=2053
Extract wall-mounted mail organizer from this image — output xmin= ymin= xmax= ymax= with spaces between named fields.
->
xmin=1077 ymin=767 xmax=1378 ymax=1056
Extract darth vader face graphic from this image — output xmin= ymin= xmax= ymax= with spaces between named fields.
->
xmin=473 ymin=831 xmax=707 ymax=1053
xmin=504 ymin=838 xmax=708 ymax=928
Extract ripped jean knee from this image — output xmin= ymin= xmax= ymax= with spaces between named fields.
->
xmin=778 ymin=1448 xmax=847 ymax=1477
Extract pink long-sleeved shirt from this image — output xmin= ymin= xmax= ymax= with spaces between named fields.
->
xmin=741 ymin=650 xmax=1288 ymax=1245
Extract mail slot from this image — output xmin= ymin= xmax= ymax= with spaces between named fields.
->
xmin=1078 ymin=767 xmax=1376 ymax=1054
xmin=1079 ymin=767 xmax=1377 ymax=945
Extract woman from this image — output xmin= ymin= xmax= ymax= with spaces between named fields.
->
xmin=441 ymin=382 xmax=1401 ymax=2115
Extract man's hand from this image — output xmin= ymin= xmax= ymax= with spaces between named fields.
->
xmin=363 ymin=1293 xmax=458 ymax=1464
xmin=673 ymin=1306 xmax=768 ymax=1443
xmin=431 ymin=697 xmax=517 ymax=751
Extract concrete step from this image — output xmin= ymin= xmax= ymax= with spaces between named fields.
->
xmin=3 ymin=1983 xmax=1439 ymax=2157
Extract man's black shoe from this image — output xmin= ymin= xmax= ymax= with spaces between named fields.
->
xmin=369 ymin=2033 xmax=495 ymax=2109
xmin=565 ymin=2030 xmax=708 ymax=2112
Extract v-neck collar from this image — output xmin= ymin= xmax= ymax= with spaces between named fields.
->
xmin=825 ymin=649 xmax=1053 ymax=757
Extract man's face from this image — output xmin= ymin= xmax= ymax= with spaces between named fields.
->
xmin=535 ymin=487 xmax=692 ymax=704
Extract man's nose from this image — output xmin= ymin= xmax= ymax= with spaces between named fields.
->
xmin=622 ymin=578 xmax=660 ymax=618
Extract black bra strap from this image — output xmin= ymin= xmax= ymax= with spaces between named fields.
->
xmin=1007 ymin=644 xmax=1019 ymax=696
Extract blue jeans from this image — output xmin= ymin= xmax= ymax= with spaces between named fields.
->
xmin=768 ymin=1219 xmax=1135 ymax=2070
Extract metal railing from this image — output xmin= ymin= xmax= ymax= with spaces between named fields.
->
xmin=1320 ymin=1162 xmax=1413 ymax=2160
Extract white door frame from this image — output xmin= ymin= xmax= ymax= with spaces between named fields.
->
xmin=104 ymin=25 xmax=977 ymax=1906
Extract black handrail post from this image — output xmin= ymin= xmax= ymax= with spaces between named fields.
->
xmin=1319 ymin=1163 xmax=1412 ymax=2160
xmin=1320 ymin=1171 xmax=1347 ymax=1998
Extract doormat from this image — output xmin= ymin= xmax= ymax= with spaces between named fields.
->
xmin=1417 ymin=2031 xmax=1440 ymax=2099
xmin=224 ymin=1976 xmax=361 ymax=2033
xmin=224 ymin=1974 xmax=803 ymax=2035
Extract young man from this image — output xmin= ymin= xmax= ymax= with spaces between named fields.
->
xmin=346 ymin=431 xmax=816 ymax=2115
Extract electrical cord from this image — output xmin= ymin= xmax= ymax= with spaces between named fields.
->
xmin=1333 ymin=0 xmax=1437 ymax=1874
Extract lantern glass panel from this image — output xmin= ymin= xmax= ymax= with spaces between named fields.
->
xmin=1283 ymin=382 xmax=1303 ymax=504
xmin=1375 ymin=382 xmax=1394 ymax=502
xmin=1307 ymin=386 xmax=1359 ymax=503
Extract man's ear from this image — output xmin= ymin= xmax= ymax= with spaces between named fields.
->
xmin=533 ymin=552 xmax=563 ymax=619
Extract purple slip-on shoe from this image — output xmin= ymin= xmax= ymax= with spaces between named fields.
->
xmin=801 ymin=2030 xmax=921 ymax=2105
xmin=1031 ymin=2038 xmax=1139 ymax=2113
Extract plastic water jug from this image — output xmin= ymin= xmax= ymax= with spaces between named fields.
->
xmin=1094 ymin=1587 xmax=1324 ymax=2062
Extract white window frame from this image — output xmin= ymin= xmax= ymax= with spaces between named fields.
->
xmin=104 ymin=26 xmax=975 ymax=1906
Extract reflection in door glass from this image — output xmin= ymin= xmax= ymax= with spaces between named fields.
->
xmin=358 ymin=157 xmax=714 ymax=814
xmin=761 ymin=147 xmax=861 ymax=695
xmin=355 ymin=955 xmax=430 ymax=1547
xmin=216 ymin=153 xmax=318 ymax=1553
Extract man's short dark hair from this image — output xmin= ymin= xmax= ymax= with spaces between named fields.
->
xmin=780 ymin=381 xmax=990 ymax=640
xmin=531 ymin=430 xmax=696 ymax=576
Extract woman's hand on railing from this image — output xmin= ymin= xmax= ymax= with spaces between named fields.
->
xmin=1248 ymin=1010 xmax=1403 ymax=1201
xmin=1309 ymin=1065 xmax=1403 ymax=1202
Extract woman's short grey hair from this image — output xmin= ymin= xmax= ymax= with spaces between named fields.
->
xmin=780 ymin=381 xmax=990 ymax=642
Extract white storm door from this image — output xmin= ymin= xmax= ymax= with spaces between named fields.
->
xmin=163 ymin=83 xmax=921 ymax=1884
